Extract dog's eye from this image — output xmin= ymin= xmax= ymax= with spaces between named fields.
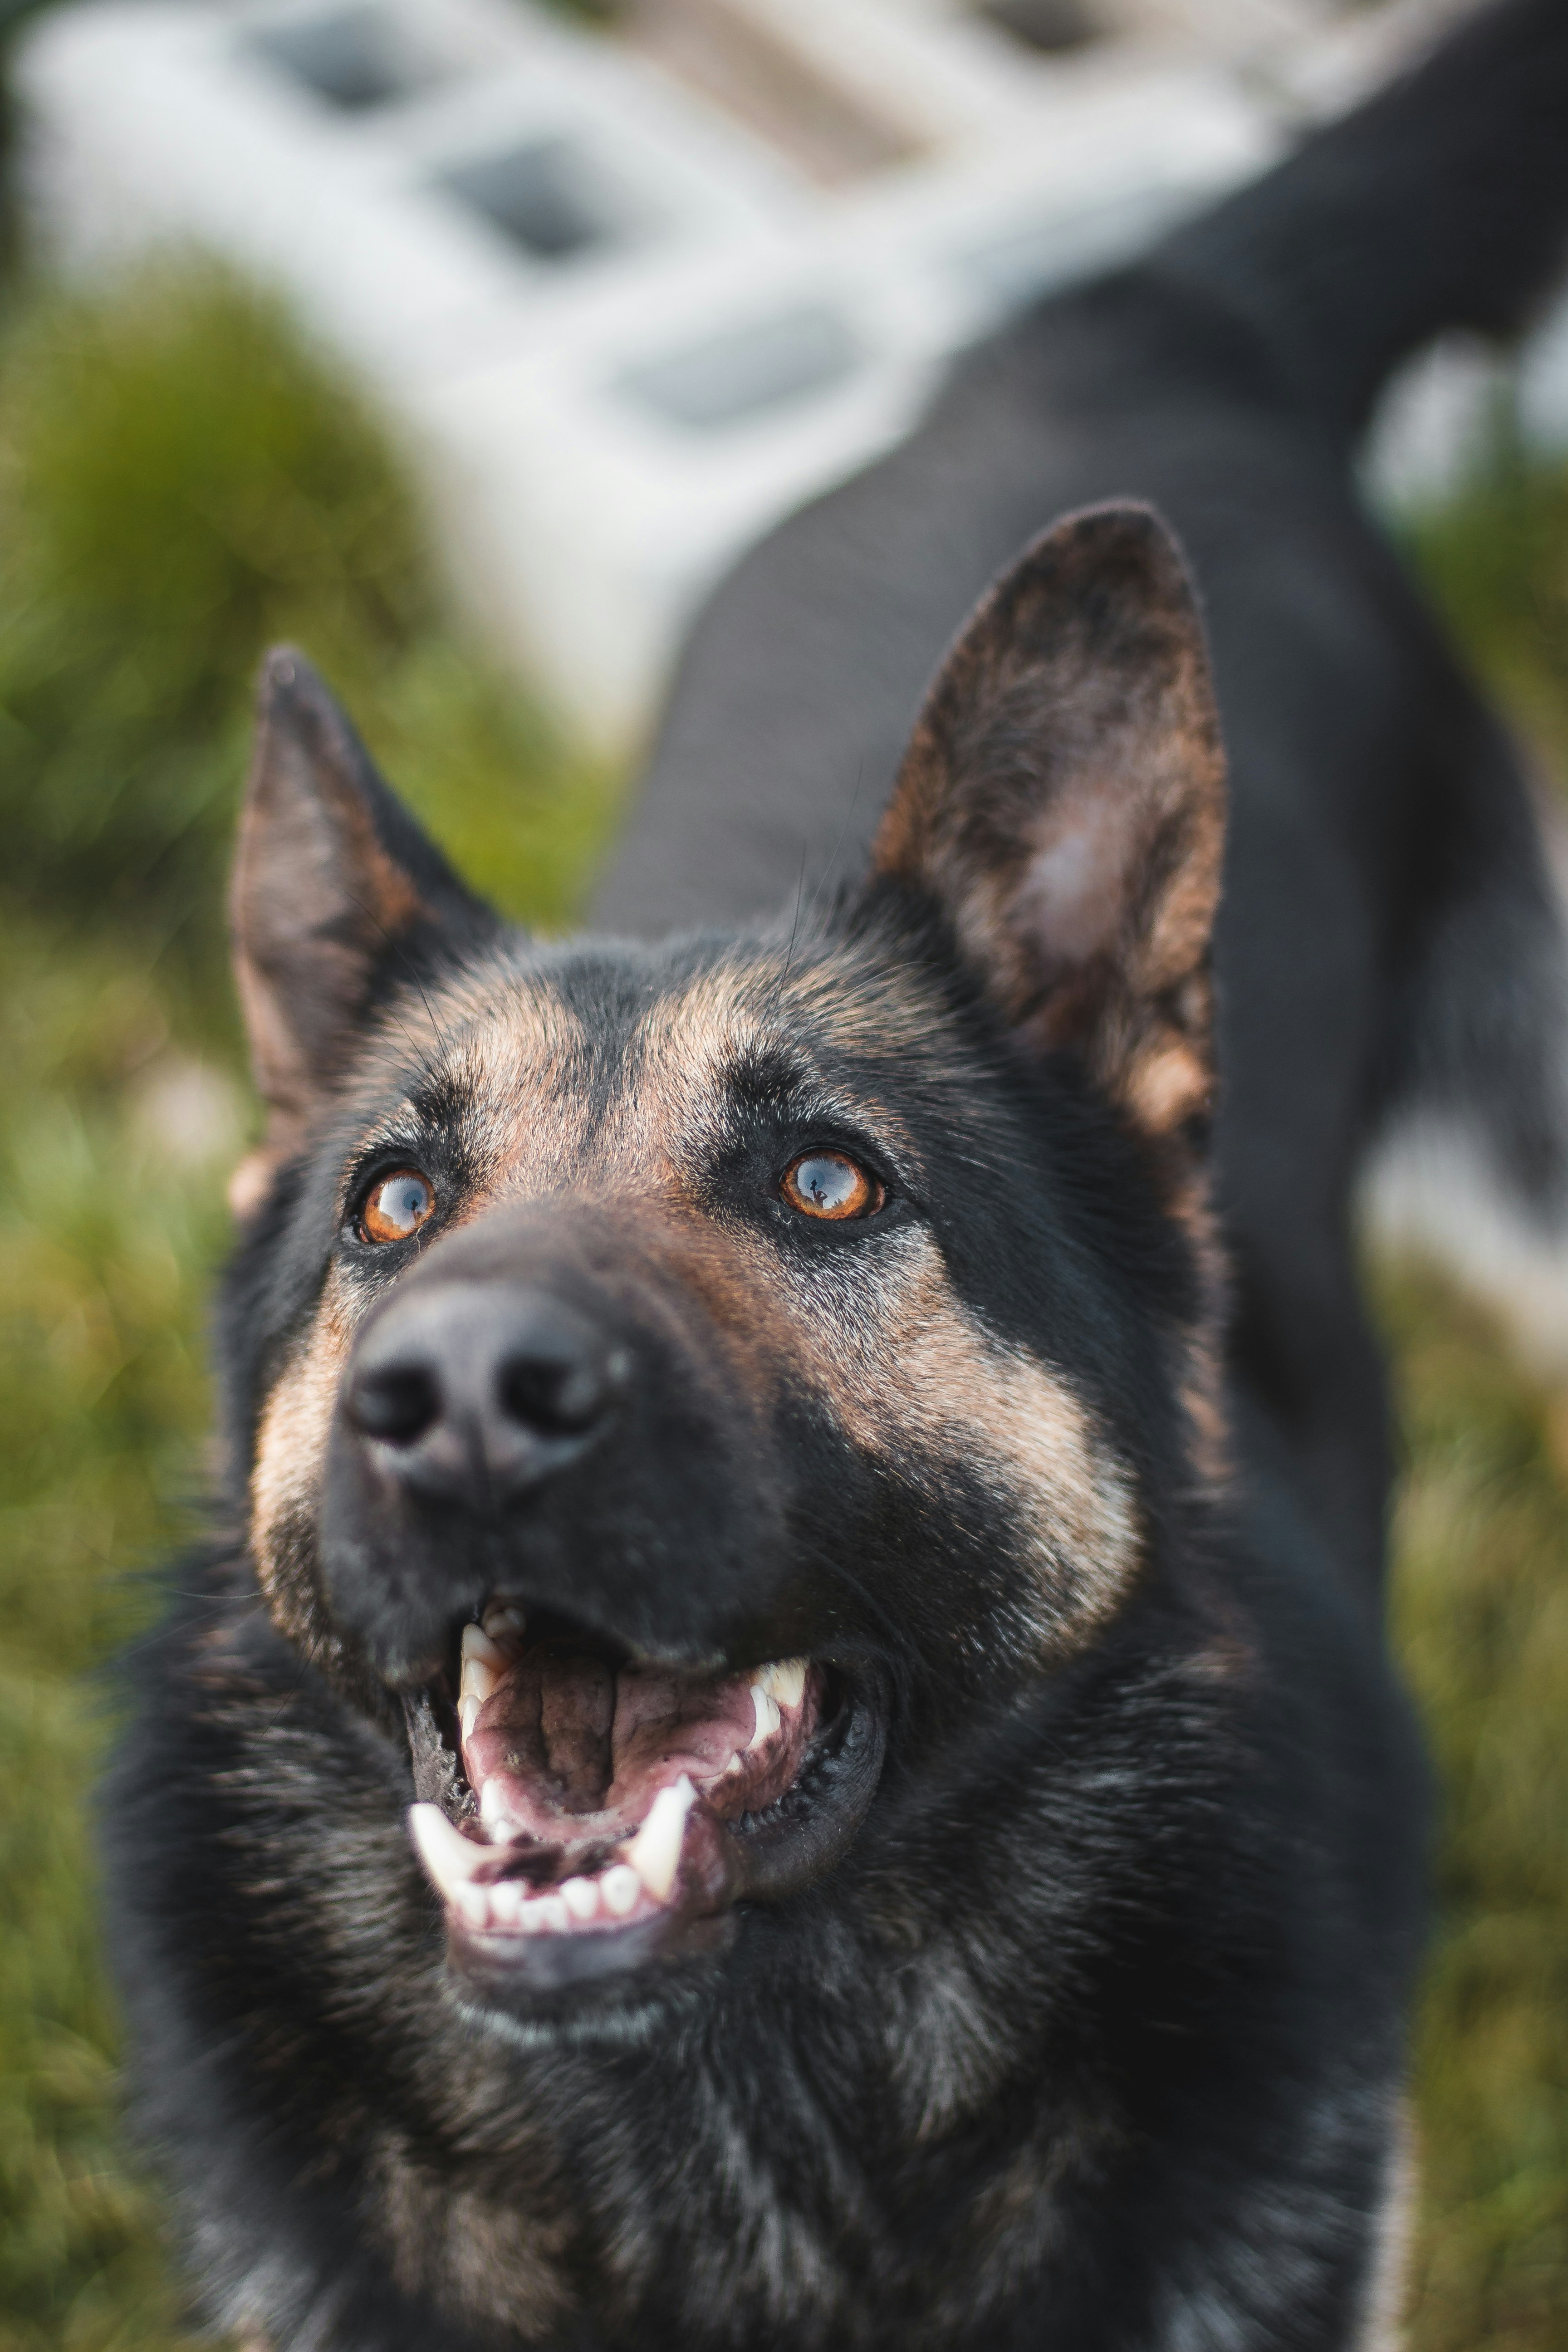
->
xmin=781 ymin=1151 xmax=882 ymax=1222
xmin=359 ymin=1169 xmax=436 ymax=1245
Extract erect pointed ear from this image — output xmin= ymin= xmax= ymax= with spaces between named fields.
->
xmin=228 ymin=647 xmax=495 ymax=1215
xmin=872 ymin=503 xmax=1226 ymax=1145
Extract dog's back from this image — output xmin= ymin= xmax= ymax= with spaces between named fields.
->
xmin=597 ymin=0 xmax=1568 ymax=1598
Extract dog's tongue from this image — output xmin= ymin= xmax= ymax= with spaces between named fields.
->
xmin=461 ymin=1627 xmax=804 ymax=1847
xmin=408 ymin=1616 xmax=823 ymax=1949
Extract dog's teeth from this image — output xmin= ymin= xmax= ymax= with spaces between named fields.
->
xmin=762 ymin=1657 xmax=808 ymax=1710
xmin=601 ymin=1864 xmax=641 ymax=1917
xmin=530 ymin=1894 xmax=570 ymax=1934
xmin=409 ymin=1804 xmax=489 ymax=1902
xmin=459 ymin=1627 xmax=504 ymax=1720
xmin=477 ymin=1779 xmax=514 ymax=1828
xmin=489 ymin=1880 xmax=525 ymax=1925
xmin=453 ymin=1882 xmax=489 ymax=1928
xmin=721 ymin=1751 xmax=745 ymax=1777
xmin=462 ymin=1622 xmax=508 ymax=1671
xmin=459 ymin=1658 xmax=498 ymax=1714
xmin=747 ymin=1684 xmax=780 ymax=1749
xmin=749 ymin=1657 xmax=808 ymax=1710
xmin=625 ymin=1776 xmax=695 ymax=1904
xmin=480 ymin=1600 xmax=527 ymax=1641
xmin=562 ymin=1876 xmax=599 ymax=1922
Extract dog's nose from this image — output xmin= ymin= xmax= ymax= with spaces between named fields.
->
xmin=343 ymin=1282 xmax=628 ymax=1504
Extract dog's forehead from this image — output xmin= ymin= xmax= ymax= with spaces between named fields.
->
xmin=354 ymin=928 xmax=950 ymax=1190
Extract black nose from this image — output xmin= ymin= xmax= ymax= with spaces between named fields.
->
xmin=343 ymin=1282 xmax=628 ymax=1504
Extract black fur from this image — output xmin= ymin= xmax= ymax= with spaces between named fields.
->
xmin=107 ymin=5 xmax=1568 ymax=2346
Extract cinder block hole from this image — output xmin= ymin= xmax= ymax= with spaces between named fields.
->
xmin=616 ymin=305 xmax=861 ymax=430
xmin=976 ymin=0 xmax=1101 ymax=52
xmin=439 ymin=138 xmax=628 ymax=263
xmin=249 ymin=10 xmax=436 ymax=110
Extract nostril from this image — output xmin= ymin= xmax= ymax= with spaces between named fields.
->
xmin=500 ymin=1345 xmax=627 ymax=1438
xmin=347 ymin=1362 xmax=441 ymax=1446
xmin=500 ymin=1356 xmax=599 ymax=1437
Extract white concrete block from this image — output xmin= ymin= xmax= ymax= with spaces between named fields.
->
xmin=18 ymin=0 xmax=1558 ymax=744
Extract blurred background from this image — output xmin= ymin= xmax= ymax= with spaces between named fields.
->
xmin=0 ymin=0 xmax=1564 ymax=2346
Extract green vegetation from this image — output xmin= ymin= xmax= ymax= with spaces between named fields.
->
xmin=0 ymin=261 xmax=1564 ymax=2349
xmin=1381 ymin=1266 xmax=1568 ymax=2350
xmin=0 ymin=265 xmax=612 ymax=980
xmin=1384 ymin=447 xmax=1568 ymax=2352
xmin=1404 ymin=419 xmax=1568 ymax=761
xmin=0 ymin=265 xmax=612 ymax=2352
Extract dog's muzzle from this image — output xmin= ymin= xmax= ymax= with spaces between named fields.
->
xmin=318 ymin=1219 xmax=889 ymax=2014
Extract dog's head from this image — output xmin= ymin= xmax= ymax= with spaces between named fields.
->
xmin=218 ymin=502 xmax=1226 ymax=2032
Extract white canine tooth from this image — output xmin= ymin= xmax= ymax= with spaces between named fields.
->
xmin=721 ymin=1752 xmax=745 ymax=1777
xmin=458 ymin=1624 xmax=510 ymax=1730
xmin=626 ymin=1776 xmax=695 ymax=1904
xmin=767 ymin=1658 xmax=808 ymax=1710
xmin=408 ymin=1804 xmax=489 ymax=1903
xmin=751 ymin=1657 xmax=808 ymax=1710
xmin=478 ymin=1780 xmax=520 ymax=1835
xmin=748 ymin=1685 xmax=780 ymax=1750
xmin=459 ymin=1655 xmax=499 ymax=1714
xmin=454 ymin=1882 xmax=489 ymax=1928
xmin=561 ymin=1876 xmax=599 ymax=1922
xmin=461 ymin=1622 xmax=508 ymax=1671
xmin=489 ymin=1880 xmax=524 ymax=1925
xmin=456 ymin=1637 xmax=500 ymax=1731
xmin=601 ymin=1865 xmax=640 ymax=1917
xmin=481 ymin=1600 xmax=527 ymax=1640
xmin=531 ymin=1895 xmax=570 ymax=1934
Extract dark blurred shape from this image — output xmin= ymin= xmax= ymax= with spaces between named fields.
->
xmin=249 ymin=8 xmax=436 ymax=111
xmin=440 ymin=135 xmax=631 ymax=262
xmin=615 ymin=302 xmax=860 ymax=428
xmin=980 ymin=0 xmax=1099 ymax=53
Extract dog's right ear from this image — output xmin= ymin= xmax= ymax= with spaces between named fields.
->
xmin=228 ymin=647 xmax=495 ymax=1218
xmin=870 ymin=503 xmax=1225 ymax=1152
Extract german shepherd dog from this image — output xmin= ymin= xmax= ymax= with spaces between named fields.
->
xmin=109 ymin=3 xmax=1568 ymax=2345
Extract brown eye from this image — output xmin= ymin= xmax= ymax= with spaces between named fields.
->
xmin=359 ymin=1168 xmax=436 ymax=1245
xmin=781 ymin=1151 xmax=882 ymax=1222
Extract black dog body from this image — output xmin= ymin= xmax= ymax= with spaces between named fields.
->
xmin=109 ymin=5 xmax=1568 ymax=2347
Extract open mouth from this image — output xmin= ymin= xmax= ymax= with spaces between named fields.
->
xmin=404 ymin=1597 xmax=886 ymax=2001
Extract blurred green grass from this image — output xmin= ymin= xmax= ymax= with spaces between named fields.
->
xmin=0 ymin=263 xmax=1563 ymax=2350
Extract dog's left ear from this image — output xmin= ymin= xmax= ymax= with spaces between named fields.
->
xmin=228 ymin=647 xmax=496 ymax=1215
xmin=872 ymin=502 xmax=1225 ymax=1145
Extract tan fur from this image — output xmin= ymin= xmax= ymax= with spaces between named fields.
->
xmin=250 ymin=1275 xmax=356 ymax=1664
xmin=369 ymin=2136 xmax=573 ymax=2339
xmin=772 ymin=1226 xmax=1141 ymax=1652
xmin=242 ymin=889 xmax=1189 ymax=1684
xmin=243 ymin=940 xmax=1149 ymax=1668
xmin=630 ymin=966 xmax=1143 ymax=1650
xmin=1167 ymin=1174 xmax=1232 ymax=1490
